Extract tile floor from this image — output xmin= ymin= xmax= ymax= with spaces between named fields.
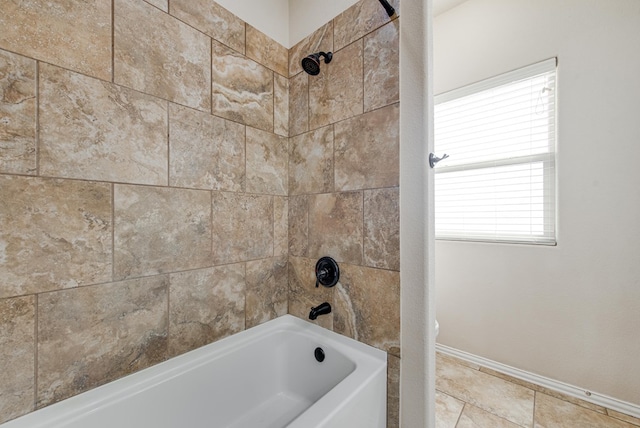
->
xmin=436 ymin=352 xmax=640 ymax=428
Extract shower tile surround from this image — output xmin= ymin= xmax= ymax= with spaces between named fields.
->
xmin=0 ymin=0 xmax=400 ymax=425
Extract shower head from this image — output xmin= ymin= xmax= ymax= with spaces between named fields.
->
xmin=301 ymin=51 xmax=333 ymax=76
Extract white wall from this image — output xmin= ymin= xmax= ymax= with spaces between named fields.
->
xmin=214 ymin=0 xmax=290 ymax=46
xmin=213 ymin=0 xmax=359 ymax=47
xmin=289 ymin=0 xmax=359 ymax=46
xmin=434 ymin=0 xmax=640 ymax=405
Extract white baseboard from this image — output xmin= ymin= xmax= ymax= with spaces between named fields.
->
xmin=436 ymin=344 xmax=640 ymax=419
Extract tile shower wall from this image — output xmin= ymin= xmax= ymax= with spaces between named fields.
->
xmin=0 ymin=0 xmax=401 ymax=425
xmin=0 ymin=0 xmax=288 ymax=423
xmin=287 ymin=1 xmax=401 ymax=426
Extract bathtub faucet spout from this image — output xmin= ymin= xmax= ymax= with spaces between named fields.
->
xmin=309 ymin=302 xmax=331 ymax=320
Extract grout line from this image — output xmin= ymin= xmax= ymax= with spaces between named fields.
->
xmin=111 ymin=183 xmax=115 ymax=281
xmin=33 ymin=293 xmax=38 ymax=411
xmin=111 ymin=0 xmax=115 ymax=83
xmin=532 ymin=390 xmax=537 ymax=426
xmin=166 ymin=101 xmax=170 ymax=186
xmin=35 ymin=61 xmax=40 ymax=176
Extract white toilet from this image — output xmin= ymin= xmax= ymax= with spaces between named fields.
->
xmin=435 ymin=320 xmax=440 ymax=337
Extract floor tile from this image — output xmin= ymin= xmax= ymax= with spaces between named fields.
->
xmin=607 ymin=410 xmax=640 ymax=427
xmin=534 ymin=393 xmax=637 ymax=428
xmin=436 ymin=391 xmax=464 ymax=428
xmin=457 ymin=404 xmax=524 ymax=428
xmin=436 ymin=353 xmax=535 ymax=427
xmin=479 ymin=366 xmax=607 ymax=415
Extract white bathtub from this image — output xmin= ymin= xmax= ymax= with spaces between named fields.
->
xmin=2 ymin=315 xmax=387 ymax=428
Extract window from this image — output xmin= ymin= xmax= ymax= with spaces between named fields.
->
xmin=434 ymin=58 xmax=557 ymax=245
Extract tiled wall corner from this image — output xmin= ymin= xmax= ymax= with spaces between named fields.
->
xmin=211 ymin=41 xmax=274 ymax=132
xmin=168 ymin=103 xmax=246 ymax=192
xmin=286 ymin=5 xmax=401 ymax=426
xmin=246 ymin=25 xmax=289 ymax=77
xmin=289 ymin=22 xmax=334 ymax=78
xmin=246 ymin=257 xmax=288 ymax=329
xmin=169 ymin=264 xmax=246 ymax=357
xmin=169 ymin=0 xmax=246 ymax=54
xmin=211 ymin=192 xmax=274 ymax=265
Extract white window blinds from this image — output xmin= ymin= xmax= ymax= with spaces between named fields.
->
xmin=434 ymin=58 xmax=557 ymax=245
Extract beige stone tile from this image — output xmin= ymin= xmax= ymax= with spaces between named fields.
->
xmin=274 ymin=74 xmax=289 ymax=137
xmin=436 ymin=391 xmax=465 ymax=428
xmin=364 ymin=187 xmax=400 ymax=271
xmin=289 ymin=126 xmax=334 ymax=195
xmin=288 ymin=256 xmax=333 ymax=330
xmin=0 ymin=50 xmax=36 ymax=175
xmin=334 ymin=103 xmax=399 ymax=191
xmin=169 ymin=264 xmax=245 ymax=357
xmin=211 ymin=192 xmax=273 ymax=264
xmin=308 ymin=192 xmax=363 ymax=265
xmin=436 ymin=353 xmax=535 ymax=427
xmin=274 ymin=197 xmax=289 ymax=257
xmin=288 ymin=195 xmax=309 ymax=258
xmin=211 ymin=41 xmax=274 ymax=132
xmin=535 ymin=393 xmax=636 ymax=428
xmin=170 ymin=0 xmax=245 ymax=54
xmin=333 ymin=263 xmax=400 ymax=355
xmin=334 ymin=0 xmax=400 ymax=51
xmin=364 ymin=20 xmax=399 ymax=112
xmin=246 ymin=127 xmax=288 ymax=196
xmin=39 ymin=64 xmax=168 ymax=185
xmin=246 ymin=25 xmax=288 ymax=77
xmin=309 ymin=40 xmax=364 ymax=130
xmin=289 ymin=22 xmax=333 ymax=77
xmin=0 ymin=296 xmax=35 ymax=424
xmin=0 ymin=176 xmax=112 ymax=299
xmin=0 ymin=0 xmax=111 ymax=81
xmin=169 ymin=103 xmax=245 ymax=191
xmin=145 ymin=0 xmax=168 ymax=12
xmin=478 ymin=366 xmax=607 ymax=414
xmin=114 ymin=0 xmax=211 ymax=111
xmin=114 ymin=185 xmax=212 ymax=279
xmin=438 ymin=352 xmax=482 ymax=371
xmin=607 ymin=410 xmax=640 ymax=427
xmin=37 ymin=277 xmax=168 ymax=407
xmin=458 ymin=403 xmax=524 ymax=428
xmin=289 ymin=72 xmax=309 ymax=137
xmin=388 ymin=354 xmax=401 ymax=428
xmin=246 ymin=257 xmax=288 ymax=328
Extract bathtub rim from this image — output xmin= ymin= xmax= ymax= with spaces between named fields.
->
xmin=1 ymin=314 xmax=387 ymax=428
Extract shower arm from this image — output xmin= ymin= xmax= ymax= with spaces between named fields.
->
xmin=378 ymin=0 xmax=395 ymax=17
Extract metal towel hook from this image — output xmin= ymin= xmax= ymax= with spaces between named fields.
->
xmin=429 ymin=153 xmax=449 ymax=168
